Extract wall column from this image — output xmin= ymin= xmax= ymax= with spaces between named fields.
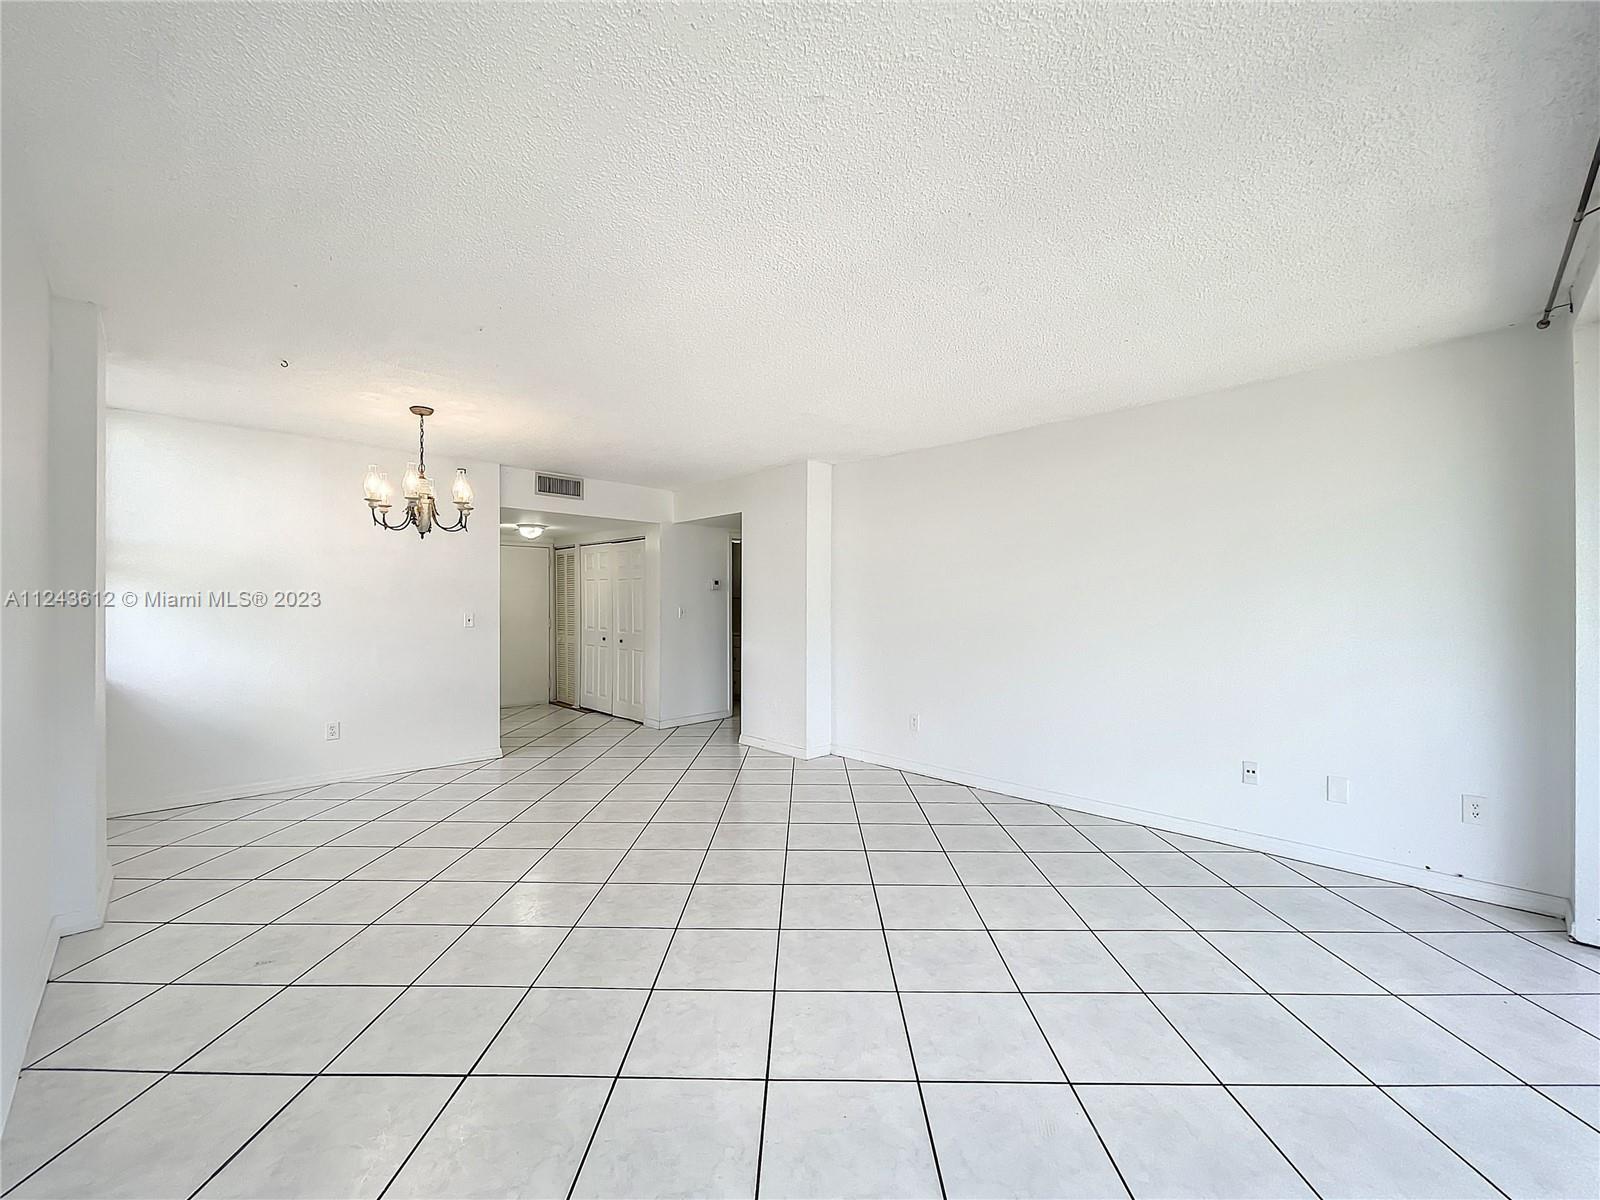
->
xmin=47 ymin=297 xmax=109 ymax=931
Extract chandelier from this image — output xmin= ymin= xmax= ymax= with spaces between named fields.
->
xmin=362 ymin=406 xmax=474 ymax=537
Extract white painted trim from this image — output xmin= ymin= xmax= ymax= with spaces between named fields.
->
xmin=1575 ymin=914 xmax=1600 ymax=951
xmin=741 ymin=731 xmax=810 ymax=758
xmin=648 ymin=709 xmax=733 ymax=730
xmin=1 ymin=865 xmax=111 ymax=1129
xmin=1 ymin=925 xmax=59 ymax=1129
xmin=56 ymin=857 xmax=113 ymax=937
xmin=725 ymin=534 xmax=735 ymax=719
xmin=833 ymin=742 xmax=1571 ymax=918
xmin=114 ymin=745 xmax=505 ymax=818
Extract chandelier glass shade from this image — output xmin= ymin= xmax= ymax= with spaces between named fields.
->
xmin=363 ymin=406 xmax=473 ymax=538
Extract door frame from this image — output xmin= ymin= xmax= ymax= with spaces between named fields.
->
xmin=574 ymin=536 xmax=647 ymax=718
xmin=726 ymin=536 xmax=739 ymax=719
xmin=499 ymin=541 xmax=552 ymax=707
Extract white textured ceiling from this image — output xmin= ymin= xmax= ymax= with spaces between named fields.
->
xmin=4 ymin=3 xmax=1596 ymax=488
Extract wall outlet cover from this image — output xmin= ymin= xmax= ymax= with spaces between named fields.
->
xmin=1327 ymin=775 xmax=1350 ymax=805
xmin=1241 ymin=760 xmax=1259 ymax=785
xmin=325 ymin=721 xmax=341 ymax=741
xmin=1462 ymin=794 xmax=1488 ymax=825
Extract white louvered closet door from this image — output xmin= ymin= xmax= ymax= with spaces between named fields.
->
xmin=553 ymin=547 xmax=579 ymax=706
xmin=611 ymin=540 xmax=647 ymax=722
xmin=579 ymin=543 xmax=615 ymax=712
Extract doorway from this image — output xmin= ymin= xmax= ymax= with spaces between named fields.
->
xmin=576 ymin=538 xmax=647 ymax=721
xmin=731 ymin=538 xmax=742 ymax=709
xmin=500 ymin=543 xmax=551 ymax=706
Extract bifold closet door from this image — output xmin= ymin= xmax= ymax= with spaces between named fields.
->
xmin=579 ymin=543 xmax=614 ymax=712
xmin=553 ymin=547 xmax=578 ymax=706
xmin=612 ymin=540 xmax=647 ymax=722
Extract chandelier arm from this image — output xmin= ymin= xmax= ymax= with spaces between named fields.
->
xmin=433 ymin=510 xmax=469 ymax=533
xmin=372 ymin=506 xmax=415 ymax=532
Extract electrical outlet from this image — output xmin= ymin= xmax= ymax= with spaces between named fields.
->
xmin=1462 ymin=794 xmax=1487 ymax=825
xmin=325 ymin=721 xmax=341 ymax=742
xmin=1241 ymin=760 xmax=1259 ymax=785
xmin=909 ymin=714 xmax=920 ymax=734
xmin=462 ymin=611 xmax=476 ymax=629
xmin=1327 ymin=775 xmax=1350 ymax=805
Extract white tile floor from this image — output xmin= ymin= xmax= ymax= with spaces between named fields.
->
xmin=4 ymin=703 xmax=1598 ymax=1199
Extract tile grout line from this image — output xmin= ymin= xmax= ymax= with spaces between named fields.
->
xmin=196 ymin=710 xmax=687 ymax=1200
xmin=908 ymin=776 xmax=1133 ymax=1200
xmin=10 ymin=708 xmax=661 ymax=1197
xmin=846 ymin=757 xmax=950 ymax=1200
xmin=561 ymin=718 xmax=742 ymax=1200
xmin=751 ymin=720 xmax=791 ymax=1200
xmin=1148 ymin=829 xmax=1516 ymax=1197
xmin=12 ymin=709 xmax=1597 ymax=1197
xmin=983 ymin=798 xmax=1329 ymax=1199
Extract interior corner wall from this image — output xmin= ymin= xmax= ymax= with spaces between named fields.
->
xmin=674 ymin=461 xmax=827 ymax=757
xmin=105 ymin=411 xmax=502 ymax=815
xmin=500 ymin=543 xmax=551 ymax=707
xmin=833 ymin=325 xmax=1576 ymax=910
xmin=47 ymin=297 xmax=109 ymax=931
xmin=804 ymin=461 xmax=833 ymax=756
xmin=1571 ymin=285 xmax=1600 ymax=945
xmin=2 ymin=180 xmax=108 ymax=1126
xmin=657 ymin=521 xmax=734 ymax=727
xmin=2 ymin=161 xmax=58 ymax=1129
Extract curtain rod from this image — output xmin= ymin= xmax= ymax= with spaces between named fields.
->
xmin=1538 ymin=134 xmax=1600 ymax=329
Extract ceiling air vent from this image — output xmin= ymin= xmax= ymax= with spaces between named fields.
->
xmin=536 ymin=472 xmax=584 ymax=500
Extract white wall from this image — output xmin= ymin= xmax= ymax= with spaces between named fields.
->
xmin=658 ymin=522 xmax=733 ymax=726
xmin=1572 ymin=264 xmax=1600 ymax=945
xmin=501 ymin=465 xmax=673 ymax=524
xmin=804 ymin=461 xmax=833 ymax=754
xmin=833 ymin=327 xmax=1575 ymax=910
xmin=2 ymin=156 xmax=57 ymax=1129
xmin=106 ymin=412 xmax=502 ymax=814
xmin=676 ymin=462 xmax=832 ymax=756
xmin=47 ymin=298 xmax=109 ymax=929
xmin=1 ymin=176 xmax=108 ymax=1125
xmin=500 ymin=544 xmax=551 ymax=706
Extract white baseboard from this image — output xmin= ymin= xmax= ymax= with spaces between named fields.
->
xmin=2 ymin=926 xmax=59 ymax=1130
xmin=832 ymin=742 xmax=1571 ymax=919
xmin=113 ymin=745 xmax=506 ymax=818
xmin=741 ymin=732 xmax=810 ymax=758
xmin=647 ymin=709 xmax=732 ymax=730
xmin=56 ymin=856 xmax=113 ymax=937
xmin=2 ymin=859 xmax=112 ymax=1130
